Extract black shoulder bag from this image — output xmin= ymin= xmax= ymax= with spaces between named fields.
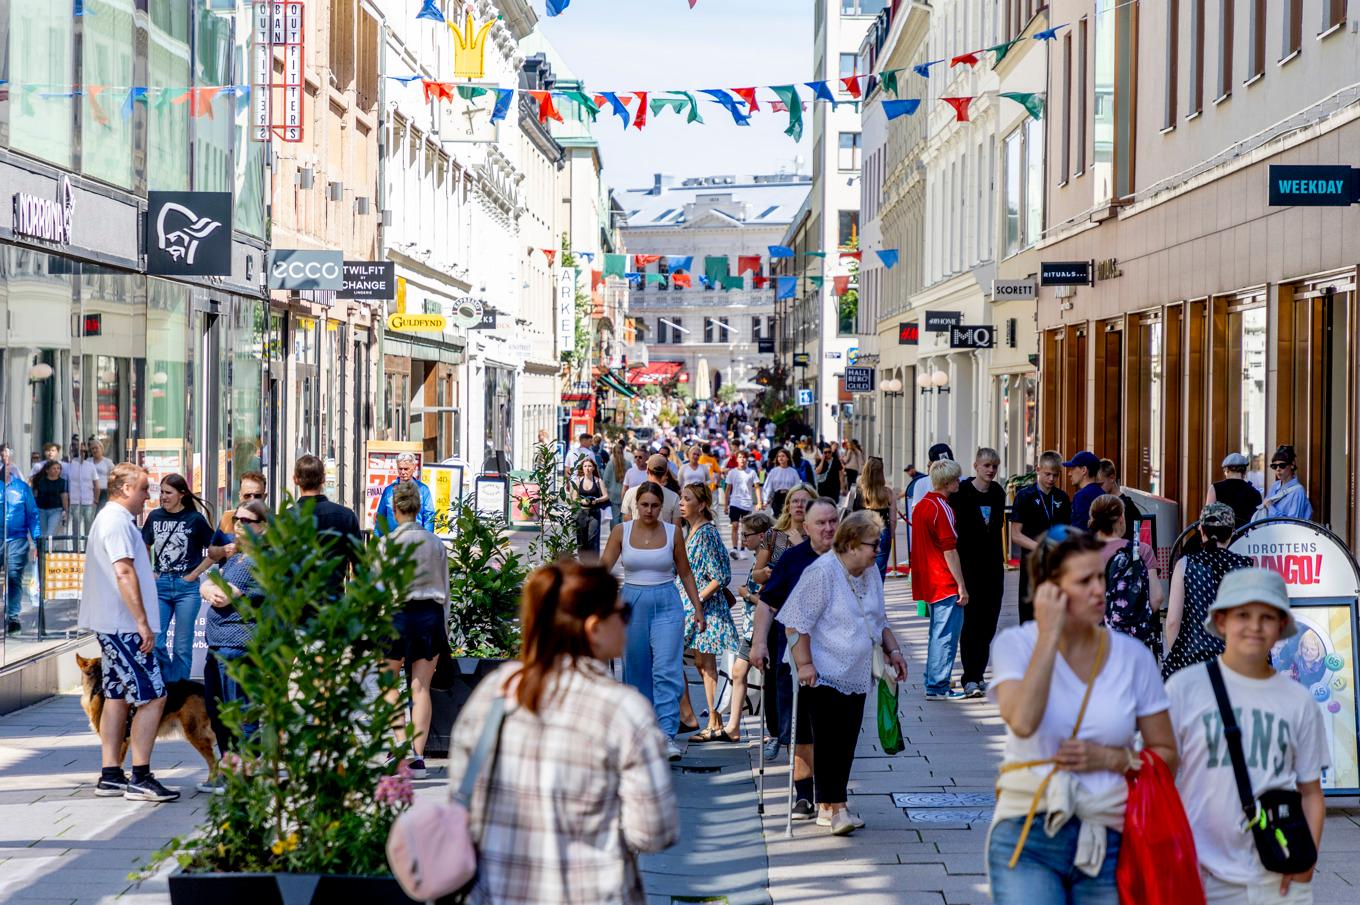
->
xmin=1205 ymin=658 xmax=1318 ymax=875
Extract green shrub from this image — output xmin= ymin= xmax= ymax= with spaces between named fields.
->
xmin=444 ymin=499 xmax=526 ymax=659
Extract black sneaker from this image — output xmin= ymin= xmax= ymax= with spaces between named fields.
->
xmin=407 ymin=758 xmax=427 ymax=780
xmin=124 ymin=774 xmax=181 ymax=803
xmin=791 ymin=798 xmax=816 ymax=821
xmin=95 ymin=774 xmax=129 ymax=797
xmin=5 ymin=620 xmax=19 ymax=636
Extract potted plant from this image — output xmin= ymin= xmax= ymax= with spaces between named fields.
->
xmin=151 ymin=500 xmax=420 ymax=903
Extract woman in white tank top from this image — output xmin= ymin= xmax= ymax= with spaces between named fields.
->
xmin=603 ymin=481 xmax=704 ymax=761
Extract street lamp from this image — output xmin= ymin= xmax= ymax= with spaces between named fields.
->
xmin=931 ymin=370 xmax=951 ymax=394
xmin=882 ymin=377 xmax=904 ymax=397
xmin=916 ymin=372 xmax=933 ymax=393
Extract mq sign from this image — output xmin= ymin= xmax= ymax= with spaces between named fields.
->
xmin=950 ymin=324 xmax=996 ymax=349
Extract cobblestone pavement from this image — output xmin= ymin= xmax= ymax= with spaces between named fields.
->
xmin=2 ymin=512 xmax=1359 ymax=904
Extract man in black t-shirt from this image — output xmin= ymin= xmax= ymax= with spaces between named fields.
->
xmin=950 ymin=449 xmax=1008 ymax=697
xmin=287 ymin=455 xmax=361 ymax=611
xmin=1008 ymin=450 xmax=1071 ymax=623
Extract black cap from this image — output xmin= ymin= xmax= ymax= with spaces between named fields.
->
xmin=927 ymin=443 xmax=953 ymax=462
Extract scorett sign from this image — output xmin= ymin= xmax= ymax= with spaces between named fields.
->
xmin=1268 ymin=165 xmax=1360 ymax=207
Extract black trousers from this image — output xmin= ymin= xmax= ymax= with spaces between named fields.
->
xmin=806 ymin=684 xmax=866 ymax=803
xmin=1017 ymin=554 xmax=1034 ymax=624
xmin=960 ymin=572 xmax=1003 ymax=685
xmin=762 ymin=622 xmax=811 ymax=745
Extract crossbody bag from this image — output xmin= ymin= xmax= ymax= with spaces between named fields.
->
xmin=1205 ymin=659 xmax=1317 ymax=875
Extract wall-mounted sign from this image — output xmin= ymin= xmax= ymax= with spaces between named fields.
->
xmin=1040 ymin=261 xmax=1092 ymax=286
xmin=796 ymin=388 xmax=815 ymax=406
xmin=844 ymin=367 xmax=875 ymax=393
xmin=339 ymin=261 xmax=396 ymax=300
xmin=1095 ymin=258 xmax=1123 ymax=281
xmin=449 ymin=296 xmax=484 ymax=328
xmin=924 ymin=310 xmax=962 ymax=332
xmin=387 ymin=313 xmax=447 ymax=332
xmin=13 ymin=175 xmax=74 ymax=246
xmin=991 ymin=279 xmax=1036 ymax=301
xmin=825 ymin=351 xmax=842 ymax=360
xmin=793 ymin=352 xmax=811 ymax=367
xmin=252 ymin=1 xmax=305 ymax=142
xmin=757 ymin=337 xmax=775 ymax=354
xmin=558 ymin=268 xmax=578 ymax=353
xmin=950 ymin=324 xmax=996 ymax=349
xmin=146 ymin=191 xmax=232 ymax=276
xmin=269 ymin=249 xmax=344 ymax=290
xmin=470 ymin=309 xmax=498 ymax=330
xmin=1268 ymin=165 xmax=1359 ymax=207
xmin=898 ymin=322 xmax=919 ymax=345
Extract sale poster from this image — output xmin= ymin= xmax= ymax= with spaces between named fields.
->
xmin=423 ymin=463 xmax=465 ymax=538
xmin=1271 ymin=605 xmax=1359 ymax=791
xmin=363 ymin=441 xmax=423 ymax=531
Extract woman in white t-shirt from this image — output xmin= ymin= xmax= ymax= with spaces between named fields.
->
xmin=762 ymin=448 xmax=802 ymax=517
xmin=679 ymin=445 xmax=710 ymax=492
xmin=987 ymin=525 xmax=1177 ymax=905
xmin=1167 ymin=567 xmax=1327 ymax=904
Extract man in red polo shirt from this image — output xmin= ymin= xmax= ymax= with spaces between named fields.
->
xmin=911 ymin=458 xmax=969 ymax=701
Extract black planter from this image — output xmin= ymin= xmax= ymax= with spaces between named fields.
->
xmin=169 ymin=872 xmax=418 ymax=905
xmin=424 ymin=657 xmax=507 ymax=758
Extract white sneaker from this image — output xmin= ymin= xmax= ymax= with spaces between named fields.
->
xmin=816 ymin=810 xmax=865 ymax=828
xmin=665 ymin=739 xmax=683 ymax=761
xmin=829 ymin=809 xmax=858 ymax=836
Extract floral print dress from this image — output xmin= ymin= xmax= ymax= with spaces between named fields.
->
xmin=678 ymin=521 xmax=739 ymax=654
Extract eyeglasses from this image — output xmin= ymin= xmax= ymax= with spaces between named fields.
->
xmin=860 ymin=541 xmax=881 ymax=553
xmin=241 ymin=492 xmax=264 ymax=500
xmin=614 ymin=602 xmax=634 ymax=625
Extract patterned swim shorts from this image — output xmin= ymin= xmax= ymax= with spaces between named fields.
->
xmin=95 ymin=632 xmax=167 ymax=705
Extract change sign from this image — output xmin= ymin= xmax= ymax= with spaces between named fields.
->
xmin=339 ymin=261 xmax=396 ymax=300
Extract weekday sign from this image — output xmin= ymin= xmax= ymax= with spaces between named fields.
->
xmin=1268 ymin=165 xmax=1359 ymax=207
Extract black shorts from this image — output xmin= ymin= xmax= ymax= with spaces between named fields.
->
xmin=728 ymin=506 xmax=752 ymax=522
xmin=386 ymin=600 xmax=447 ymax=664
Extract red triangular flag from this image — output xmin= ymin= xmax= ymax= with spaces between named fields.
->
xmin=737 ymin=255 xmax=762 ymax=276
xmin=840 ymin=76 xmax=862 ymax=99
xmin=753 ymin=275 xmax=770 ymax=289
xmin=841 ymin=251 xmax=863 ymax=262
xmin=86 ymin=85 xmax=110 ymax=126
xmin=633 ymin=254 xmax=662 ymax=267
xmin=942 ymin=96 xmax=973 ymax=122
xmin=950 ymin=52 xmax=980 ymax=68
xmin=528 ymin=90 xmax=563 ymax=125
xmin=593 ymin=94 xmax=607 ymax=108
xmin=672 ymin=272 xmax=692 ymax=289
xmin=631 ymin=91 xmax=649 ymax=130
xmin=591 ymin=270 xmax=605 ymax=290
xmin=422 ymin=80 xmax=454 ymax=103
xmin=833 ymin=276 xmax=850 ymax=296
xmin=542 ymin=249 xmax=557 ymax=266
xmin=173 ymin=86 xmax=222 ymax=118
xmin=733 ymin=87 xmax=759 ymax=112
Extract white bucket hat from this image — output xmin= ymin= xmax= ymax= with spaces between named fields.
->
xmin=1203 ymin=567 xmax=1298 ymax=640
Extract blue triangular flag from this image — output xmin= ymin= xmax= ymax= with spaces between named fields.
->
xmin=698 ymin=89 xmax=751 ymax=126
xmin=883 ymin=99 xmax=921 ymax=120
xmin=804 ymin=80 xmax=837 ymax=106
xmin=578 ymin=252 xmax=595 ymax=263
xmin=388 ymin=74 xmax=424 ymax=85
xmin=491 ymin=88 xmax=515 ymax=123
xmin=875 ymin=249 xmax=900 ymax=269
xmin=1033 ymin=25 xmax=1066 ymax=41
xmin=121 ymin=86 xmax=148 ymax=120
xmin=776 ymin=276 xmax=798 ymax=300
xmin=768 ymin=245 xmax=795 ymax=259
xmin=546 ymin=0 xmax=571 ymax=15
xmin=415 ymin=0 xmax=445 ymax=22
xmin=699 ymin=276 xmax=712 ymax=289
xmin=667 ymin=256 xmax=693 ymax=272
xmin=913 ymin=60 xmax=940 ymax=78
xmin=600 ymin=91 xmax=632 ymax=129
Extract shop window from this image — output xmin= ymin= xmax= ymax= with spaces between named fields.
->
xmin=79 ymin=267 xmax=146 ymax=468
xmin=143 ymin=280 xmax=193 ymax=482
xmin=9 ymin=1 xmax=75 ymax=167
xmin=81 ymin=0 xmax=136 ymax=187
xmin=194 ymin=6 xmax=234 ymax=195
xmin=225 ymin=298 xmax=264 ymax=499
xmin=148 ymin=0 xmax=191 ymax=190
xmin=1125 ymin=313 xmax=1164 ymax=495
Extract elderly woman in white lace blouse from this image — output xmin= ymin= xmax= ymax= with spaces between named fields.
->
xmin=777 ymin=510 xmax=909 ymax=836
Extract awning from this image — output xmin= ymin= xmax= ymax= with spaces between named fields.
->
xmin=598 ymin=370 xmax=637 ymax=398
xmin=627 ymin=361 xmax=685 ymax=386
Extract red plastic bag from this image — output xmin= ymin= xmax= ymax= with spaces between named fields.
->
xmin=1116 ymin=749 xmax=1205 ymax=905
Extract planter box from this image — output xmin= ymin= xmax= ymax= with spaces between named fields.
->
xmin=169 ymin=872 xmax=418 ymax=905
xmin=424 ymin=657 xmax=507 ymax=758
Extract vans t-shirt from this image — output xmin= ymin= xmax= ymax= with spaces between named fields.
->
xmin=1166 ymin=659 xmax=1328 ymax=885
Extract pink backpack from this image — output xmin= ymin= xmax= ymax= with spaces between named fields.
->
xmin=387 ymin=696 xmax=507 ymax=901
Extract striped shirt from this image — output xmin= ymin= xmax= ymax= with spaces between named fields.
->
xmin=449 ymin=659 xmax=677 ymax=905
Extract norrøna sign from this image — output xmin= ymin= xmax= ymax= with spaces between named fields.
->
xmin=269 ymin=249 xmax=344 ymax=290
xmin=1268 ymin=165 xmax=1359 ymax=207
xmin=1040 ymin=261 xmax=1092 ymax=286
xmin=146 ymin=191 xmax=233 ymax=276
xmin=13 ymin=176 xmax=74 ymax=245
xmin=339 ymin=261 xmax=396 ymax=300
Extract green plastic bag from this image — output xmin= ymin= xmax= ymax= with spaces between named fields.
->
xmin=876 ymin=675 xmax=905 ymax=755
xmin=916 ymin=600 xmax=928 ymax=618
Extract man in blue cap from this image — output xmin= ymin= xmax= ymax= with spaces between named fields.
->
xmin=1063 ymin=450 xmax=1103 ymax=531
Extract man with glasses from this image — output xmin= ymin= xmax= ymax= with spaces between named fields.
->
xmin=373 ymin=453 xmax=434 ymax=536
xmin=206 ymin=472 xmax=267 ymax=564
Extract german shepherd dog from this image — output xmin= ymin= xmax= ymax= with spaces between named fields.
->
xmin=75 ymin=654 xmax=219 ymax=778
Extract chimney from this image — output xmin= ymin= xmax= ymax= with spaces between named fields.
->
xmin=652 ymin=174 xmax=675 ymax=195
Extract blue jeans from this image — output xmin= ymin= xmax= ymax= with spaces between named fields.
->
xmin=989 ymin=816 xmax=1121 ymax=904
xmin=156 ymin=573 xmax=202 ymax=683
xmin=621 ymin=582 xmax=685 ymax=737
xmin=875 ymin=523 xmax=892 ymax=578
xmin=924 ymin=594 xmax=964 ymax=695
xmin=205 ymin=650 xmax=256 ymax=756
xmin=4 ymin=537 xmax=29 ymax=622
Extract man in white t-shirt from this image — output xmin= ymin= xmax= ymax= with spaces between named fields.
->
xmin=620 ymin=455 xmax=680 ymax=525
xmin=622 ymin=447 xmax=650 ymax=492
xmin=64 ymin=442 xmax=99 ymax=539
xmin=1167 ymin=568 xmax=1327 ymax=904
xmin=78 ymin=463 xmax=180 ymax=803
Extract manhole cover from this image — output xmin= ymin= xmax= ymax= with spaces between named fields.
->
xmin=891 ymin=792 xmax=995 ymax=808
xmin=901 ymin=807 xmax=993 ymax=825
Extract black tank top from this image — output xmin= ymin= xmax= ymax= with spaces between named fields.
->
xmin=1213 ymin=478 xmax=1262 ymax=531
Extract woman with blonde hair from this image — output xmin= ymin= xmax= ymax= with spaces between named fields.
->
xmin=447 ymin=559 xmax=678 ymax=903
xmin=850 ymin=456 xmax=898 ymax=578
xmin=675 ymin=482 xmax=740 ymax=742
xmin=602 ymin=439 xmax=628 ymax=526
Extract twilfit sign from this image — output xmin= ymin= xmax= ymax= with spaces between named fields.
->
xmin=13 ymin=176 xmax=74 ymax=245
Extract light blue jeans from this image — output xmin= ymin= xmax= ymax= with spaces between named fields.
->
xmin=924 ymin=594 xmax=964 ymax=695
xmin=621 ymin=581 xmax=685 ymax=737
xmin=874 ymin=523 xmax=893 ymax=578
xmin=4 ymin=537 xmax=28 ymax=622
xmin=989 ymin=816 xmax=1121 ymax=904
xmin=156 ymin=573 xmax=202 ymax=683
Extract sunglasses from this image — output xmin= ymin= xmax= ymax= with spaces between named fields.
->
xmin=234 ymin=515 xmax=263 ymax=525
xmin=241 ymin=492 xmax=265 ymax=500
xmin=1271 ymin=463 xmax=1289 ymax=470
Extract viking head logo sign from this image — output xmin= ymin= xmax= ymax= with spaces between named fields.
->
xmin=155 ymin=202 xmax=223 ymax=265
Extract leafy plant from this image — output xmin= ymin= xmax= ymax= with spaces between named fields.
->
xmin=527 ymin=441 xmax=580 ymax=565
xmin=147 ymin=499 xmax=416 ymax=877
xmin=444 ymin=500 xmax=526 ymax=658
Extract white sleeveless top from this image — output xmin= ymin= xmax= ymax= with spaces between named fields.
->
xmin=619 ymin=521 xmax=676 ymax=586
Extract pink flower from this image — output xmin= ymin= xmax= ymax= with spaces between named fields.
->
xmin=374 ymin=772 xmax=414 ymax=806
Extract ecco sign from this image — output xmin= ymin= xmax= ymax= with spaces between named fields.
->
xmin=13 ymin=176 xmax=74 ymax=245
xmin=950 ymin=324 xmax=996 ymax=349
xmin=269 ymin=249 xmax=344 ymax=290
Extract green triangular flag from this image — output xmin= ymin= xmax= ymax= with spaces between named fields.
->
xmin=721 ymin=275 xmax=745 ymax=291
xmin=457 ymin=86 xmax=489 ymax=100
xmin=1000 ymin=91 xmax=1045 ymax=120
xmin=676 ymin=91 xmax=703 ymax=125
xmin=879 ymin=70 xmax=899 ymax=98
xmin=809 ymin=276 xmax=824 ymax=289
xmin=769 ymin=85 xmax=803 ymax=142
xmin=154 ymin=87 xmax=175 ymax=111
xmin=988 ymin=39 xmax=1022 ymax=66
xmin=646 ymin=273 xmax=666 ymax=286
xmin=604 ymin=254 xmax=627 ymax=278
xmin=805 ymin=251 xmax=826 ymax=259
xmin=560 ymin=88 xmax=600 ymax=122
xmin=650 ymin=97 xmax=685 ymax=116
xmin=704 ymin=256 xmax=729 ymax=286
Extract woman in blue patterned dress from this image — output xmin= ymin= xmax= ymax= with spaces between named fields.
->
xmin=676 ymin=481 xmax=739 ymax=743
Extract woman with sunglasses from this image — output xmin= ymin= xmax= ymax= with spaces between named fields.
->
xmin=987 ymin=524 xmax=1177 ymax=904
xmin=777 ymin=510 xmax=908 ymax=835
xmin=207 ymin=472 xmax=267 ymax=564
xmin=142 ymin=473 xmax=216 ymax=683
xmin=199 ymin=499 xmax=270 ymax=793
xmin=1257 ymin=444 xmax=1313 ymax=522
xmin=447 ymin=559 xmax=678 ymax=904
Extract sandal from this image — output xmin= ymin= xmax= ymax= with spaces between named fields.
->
xmin=714 ymin=730 xmax=741 ymax=744
xmin=688 ymin=728 xmax=722 ymax=743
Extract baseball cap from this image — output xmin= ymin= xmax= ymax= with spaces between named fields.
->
xmin=1204 ymin=567 xmax=1297 ymax=640
xmin=927 ymin=443 xmax=953 ymax=462
xmin=1062 ymin=451 xmax=1101 ymax=470
xmin=1221 ymin=452 xmax=1250 ymax=468
xmin=1199 ymin=502 xmax=1236 ymax=529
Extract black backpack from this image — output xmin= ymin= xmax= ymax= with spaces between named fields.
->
xmin=1104 ymin=541 xmax=1160 ymax=656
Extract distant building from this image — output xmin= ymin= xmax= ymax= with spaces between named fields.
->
xmin=621 ymin=173 xmax=811 ymax=401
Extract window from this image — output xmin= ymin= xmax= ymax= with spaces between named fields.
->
xmin=838 ymin=132 xmax=861 ymax=171
xmin=656 ymin=318 xmax=670 ymax=344
xmin=81 ymin=0 xmax=135 ymax=186
xmin=1164 ymin=0 xmax=1180 ymax=128
xmin=195 ymin=7 xmax=233 ymax=193
xmin=751 ymin=316 xmax=763 ymax=341
xmin=842 ymin=0 xmax=887 ymax=16
xmin=10 ymin=1 xmax=75 ymax=167
xmin=838 ymin=210 xmax=859 ymax=248
xmin=704 ymin=317 xmax=715 ymax=343
xmin=1025 ymin=117 xmax=1043 ymax=247
xmin=1076 ymin=18 xmax=1087 ymax=175
xmin=839 ymin=53 xmax=858 ymax=83
xmin=1282 ymin=0 xmax=1302 ymax=58
xmin=1248 ymin=0 xmax=1266 ymax=81
xmin=1060 ymin=34 xmax=1072 ymax=182
xmin=1189 ymin=0 xmax=1205 ymax=115
xmin=1323 ymin=0 xmax=1346 ymax=32
xmin=1092 ymin=0 xmax=1117 ymax=202
xmin=1217 ymin=0 xmax=1234 ymax=100
xmin=148 ymin=0 xmax=192 ymax=190
xmin=1003 ymin=119 xmax=1045 ymax=257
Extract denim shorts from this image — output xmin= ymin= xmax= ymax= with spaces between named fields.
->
xmin=96 ymin=631 xmax=167 ymax=705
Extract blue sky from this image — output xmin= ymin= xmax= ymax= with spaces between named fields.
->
xmin=537 ymin=0 xmax=815 ymax=191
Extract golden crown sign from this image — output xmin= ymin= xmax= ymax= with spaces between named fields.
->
xmin=450 ymin=13 xmax=495 ymax=80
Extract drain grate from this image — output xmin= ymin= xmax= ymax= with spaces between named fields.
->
xmin=678 ymin=765 xmax=723 ymax=774
xmin=891 ymin=791 xmax=995 ymax=827
xmin=901 ymin=808 xmax=993 ymax=825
